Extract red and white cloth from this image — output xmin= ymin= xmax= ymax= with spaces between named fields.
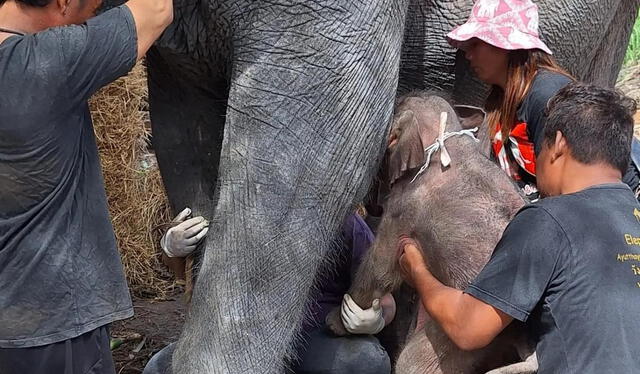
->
xmin=447 ymin=0 xmax=552 ymax=55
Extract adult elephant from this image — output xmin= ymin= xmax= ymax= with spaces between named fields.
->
xmin=143 ymin=0 xmax=640 ymax=373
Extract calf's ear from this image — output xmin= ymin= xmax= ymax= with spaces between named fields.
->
xmin=384 ymin=109 xmax=433 ymax=187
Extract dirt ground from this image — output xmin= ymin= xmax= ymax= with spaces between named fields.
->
xmin=110 ymin=62 xmax=640 ymax=374
xmin=111 ymin=287 xmax=187 ymax=374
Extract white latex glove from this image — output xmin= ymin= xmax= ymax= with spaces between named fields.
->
xmin=160 ymin=207 xmax=209 ymax=258
xmin=340 ymin=294 xmax=385 ymax=335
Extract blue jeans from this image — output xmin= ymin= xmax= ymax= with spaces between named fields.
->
xmin=290 ymin=327 xmax=391 ymax=374
xmin=143 ymin=328 xmax=390 ymax=374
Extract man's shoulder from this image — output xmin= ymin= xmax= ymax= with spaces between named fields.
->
xmin=509 ymin=201 xmax=568 ymax=242
xmin=514 ymin=201 xmax=557 ymax=221
xmin=523 ymin=194 xmax=579 ymax=222
xmin=527 ymin=184 xmax=636 ymax=227
xmin=0 ymin=31 xmax=61 ymax=77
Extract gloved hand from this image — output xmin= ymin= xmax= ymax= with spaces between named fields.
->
xmin=340 ymin=294 xmax=385 ymax=335
xmin=160 ymin=207 xmax=209 ymax=258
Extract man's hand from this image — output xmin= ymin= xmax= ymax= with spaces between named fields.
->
xmin=161 ymin=207 xmax=209 ymax=258
xmin=340 ymin=294 xmax=385 ymax=335
xmin=397 ymin=237 xmax=513 ymax=351
xmin=398 ymin=238 xmax=427 ymax=288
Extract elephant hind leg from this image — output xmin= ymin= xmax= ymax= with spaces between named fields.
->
xmin=395 ymin=321 xmax=519 ymax=374
xmin=582 ymin=0 xmax=640 ymax=86
xmin=484 ymin=352 xmax=538 ymax=374
xmin=395 ymin=330 xmax=445 ymax=374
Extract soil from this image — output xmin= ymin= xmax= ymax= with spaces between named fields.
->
xmin=111 ymin=288 xmax=187 ymax=374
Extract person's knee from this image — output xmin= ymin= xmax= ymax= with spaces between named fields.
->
xmin=335 ymin=336 xmax=391 ymax=374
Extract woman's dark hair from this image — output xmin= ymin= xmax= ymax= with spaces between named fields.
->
xmin=544 ymin=82 xmax=637 ymax=174
xmin=0 ymin=0 xmax=53 ymax=7
xmin=485 ymin=49 xmax=574 ymax=142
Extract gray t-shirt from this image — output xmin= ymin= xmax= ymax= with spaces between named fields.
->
xmin=0 ymin=6 xmax=137 ymax=348
xmin=466 ymin=183 xmax=640 ymax=373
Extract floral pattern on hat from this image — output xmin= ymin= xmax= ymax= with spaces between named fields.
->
xmin=447 ymin=0 xmax=552 ymax=55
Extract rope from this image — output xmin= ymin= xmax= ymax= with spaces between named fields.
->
xmin=410 ymin=127 xmax=479 ymax=183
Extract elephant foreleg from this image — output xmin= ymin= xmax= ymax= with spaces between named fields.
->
xmin=326 ymin=236 xmax=404 ymax=336
xmin=147 ymin=47 xmax=227 ymax=215
xmin=581 ymin=0 xmax=640 ymax=86
xmin=395 ymin=327 xmax=446 ymax=374
xmin=484 ymin=352 xmax=538 ymax=374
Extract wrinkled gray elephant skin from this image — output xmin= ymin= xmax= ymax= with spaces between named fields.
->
xmin=135 ymin=0 xmax=640 ymax=373
xmin=149 ymin=1 xmax=408 ymax=373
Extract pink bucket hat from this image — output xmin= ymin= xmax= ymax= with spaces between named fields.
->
xmin=447 ymin=0 xmax=552 ymax=55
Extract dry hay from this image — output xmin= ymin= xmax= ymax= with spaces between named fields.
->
xmin=89 ymin=63 xmax=174 ymax=297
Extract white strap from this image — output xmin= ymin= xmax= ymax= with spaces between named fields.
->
xmin=410 ymin=120 xmax=479 ymax=183
xmin=438 ymin=112 xmax=451 ymax=168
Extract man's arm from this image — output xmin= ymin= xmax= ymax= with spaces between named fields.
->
xmin=401 ymin=243 xmax=512 ymax=351
xmin=399 ymin=206 xmax=567 ymax=351
xmin=125 ymin=0 xmax=173 ymax=60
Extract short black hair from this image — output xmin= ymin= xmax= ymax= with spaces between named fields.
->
xmin=544 ymin=82 xmax=637 ymax=174
xmin=0 ymin=0 xmax=53 ymax=7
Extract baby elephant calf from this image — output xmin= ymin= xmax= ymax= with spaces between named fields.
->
xmin=327 ymin=93 xmax=534 ymax=374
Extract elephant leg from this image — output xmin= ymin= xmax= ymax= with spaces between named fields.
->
xmin=396 ymin=318 xmax=521 ymax=374
xmin=170 ymin=1 xmax=410 ymax=373
xmin=146 ymin=47 xmax=227 ymax=215
xmin=395 ymin=328 xmax=445 ymax=374
xmin=397 ymin=0 xmax=468 ymax=96
xmin=581 ymin=0 xmax=640 ymax=87
xmin=147 ymin=47 xmax=228 ymax=286
xmin=536 ymin=0 xmax=640 ymax=86
xmin=326 ymin=221 xmax=407 ymax=336
xmin=375 ymin=284 xmax=419 ymax=363
xmin=484 ymin=352 xmax=538 ymax=374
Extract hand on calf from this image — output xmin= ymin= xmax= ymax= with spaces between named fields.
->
xmin=161 ymin=207 xmax=209 ymax=257
xmin=398 ymin=237 xmax=428 ymax=288
xmin=340 ymin=294 xmax=385 ymax=335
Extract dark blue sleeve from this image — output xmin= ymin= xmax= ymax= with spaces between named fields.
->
xmin=464 ymin=205 xmax=568 ymax=322
xmin=342 ymin=214 xmax=375 ymax=279
xmin=42 ymin=6 xmax=137 ymax=101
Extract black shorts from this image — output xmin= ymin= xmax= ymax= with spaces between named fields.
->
xmin=0 ymin=325 xmax=115 ymax=374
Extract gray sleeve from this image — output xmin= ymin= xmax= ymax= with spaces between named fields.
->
xmin=464 ymin=205 xmax=568 ymax=322
xmin=47 ymin=5 xmax=138 ymax=100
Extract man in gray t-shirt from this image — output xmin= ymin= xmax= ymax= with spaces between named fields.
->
xmin=0 ymin=0 xmax=172 ymax=372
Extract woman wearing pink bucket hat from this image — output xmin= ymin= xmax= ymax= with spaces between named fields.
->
xmin=447 ymin=0 xmax=576 ymax=202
